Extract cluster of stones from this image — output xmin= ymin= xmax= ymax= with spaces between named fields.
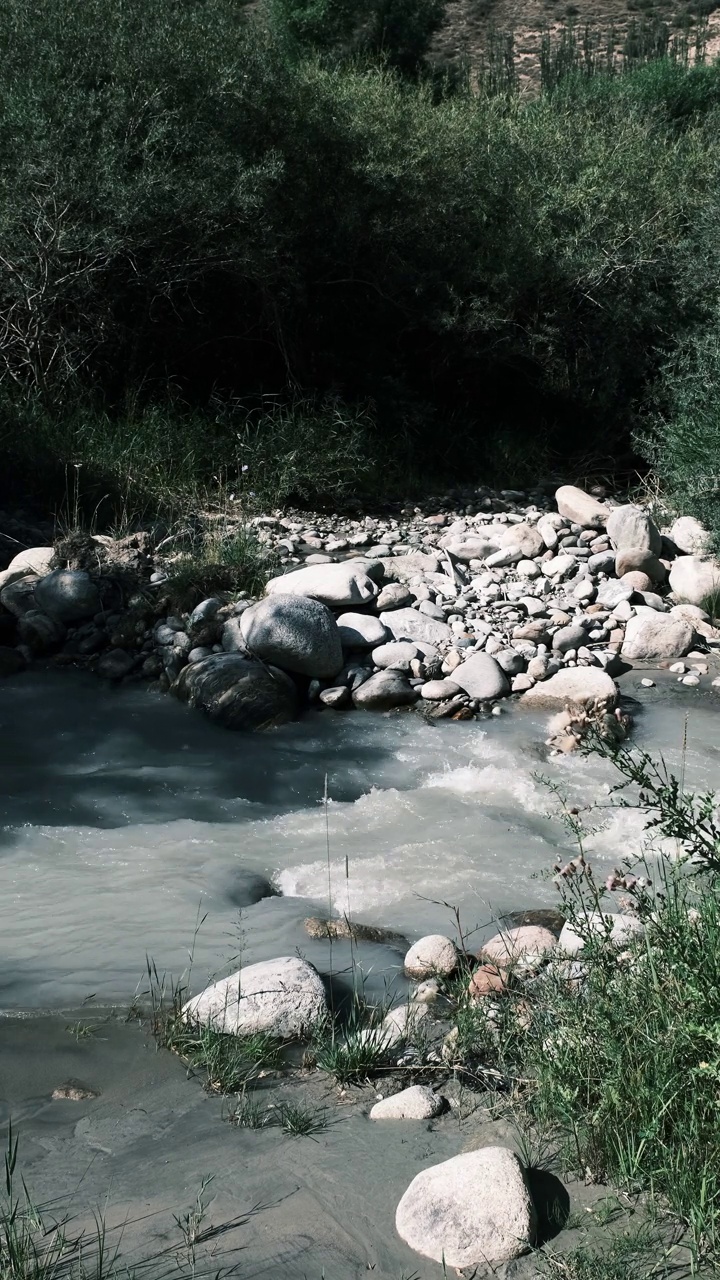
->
xmin=0 ymin=486 xmax=718 ymax=728
xmin=183 ymin=906 xmax=644 ymax=1270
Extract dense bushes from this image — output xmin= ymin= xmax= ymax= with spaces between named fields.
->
xmin=1 ymin=0 xmax=720 ymax=513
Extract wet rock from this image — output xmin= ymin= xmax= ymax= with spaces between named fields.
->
xmin=174 ymin=653 xmax=297 ymax=730
xmin=521 ymin=667 xmax=618 ymax=709
xmin=621 ymin=614 xmax=693 ymax=661
xmin=52 ymin=1079 xmax=100 ymax=1101
xmin=17 ymin=609 xmax=66 ymax=652
xmin=555 ymin=486 xmax=608 ymax=530
xmin=0 ymin=576 xmax=39 ymax=618
xmin=34 ymin=570 xmax=101 ymax=623
xmin=395 ymin=1147 xmax=536 ymax=1267
xmin=184 ymin=955 xmax=327 ymax=1038
xmin=266 ymin=562 xmax=379 ymax=607
xmin=606 ymin=504 xmax=662 ymax=556
xmin=404 ymin=934 xmax=459 ymax=979
xmin=304 ymin=917 xmax=408 ymax=946
xmin=240 ymin=593 xmax=342 ymax=678
xmin=95 ymin=648 xmax=135 ymax=680
xmin=352 ymin=670 xmax=418 ymax=710
xmin=669 ymin=556 xmax=720 ymax=609
xmin=336 ymin=612 xmax=388 ymax=650
xmin=224 ymin=870 xmax=278 ymax=907
xmin=319 ymin=685 xmax=351 ymax=708
xmin=370 ymin=1085 xmax=443 ymax=1120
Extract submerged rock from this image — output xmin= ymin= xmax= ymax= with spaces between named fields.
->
xmin=183 ymin=955 xmax=327 ymax=1038
xmin=173 ymin=653 xmax=297 ymax=730
xmin=395 ymin=1146 xmax=536 ymax=1267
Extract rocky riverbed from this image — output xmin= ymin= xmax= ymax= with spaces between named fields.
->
xmin=1 ymin=484 xmax=719 ymax=745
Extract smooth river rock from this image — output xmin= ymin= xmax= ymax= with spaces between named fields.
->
xmin=183 ymin=956 xmax=327 ymax=1038
xmin=352 ymin=670 xmax=418 ymax=710
xmin=480 ymin=925 xmax=557 ymax=965
xmin=404 ymin=934 xmax=459 ymax=979
xmin=266 ymin=562 xmax=379 ymax=607
xmin=370 ymin=1085 xmax=444 ymax=1121
xmin=173 ymin=653 xmax=297 ymax=730
xmin=670 ymin=516 xmax=711 ymax=557
xmin=555 ymin=485 xmax=608 ymax=530
xmin=379 ymin=608 xmax=452 ymax=646
xmin=606 ymin=504 xmax=662 ymax=556
xmin=34 ymin=570 xmax=101 ymax=623
xmin=240 ymin=593 xmax=343 ymax=678
xmin=621 ymin=613 xmax=693 ymax=661
xmin=449 ymin=652 xmax=509 ymax=700
xmin=395 ymin=1147 xmax=536 ymax=1267
xmin=336 ymin=612 xmax=388 ymax=650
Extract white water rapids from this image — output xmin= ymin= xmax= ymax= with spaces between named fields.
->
xmin=1 ymin=669 xmax=717 ymax=1009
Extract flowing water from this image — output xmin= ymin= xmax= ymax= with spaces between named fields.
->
xmin=1 ymin=668 xmax=717 ymax=1011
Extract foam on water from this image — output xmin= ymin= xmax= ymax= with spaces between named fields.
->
xmin=0 ymin=668 xmax=716 ymax=1009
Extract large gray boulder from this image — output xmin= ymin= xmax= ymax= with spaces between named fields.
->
xmin=240 ymin=594 xmax=342 ymax=678
xmin=34 ymin=570 xmax=100 ymax=623
xmin=173 ymin=653 xmax=297 ymax=729
xmin=336 ymin=612 xmax=388 ymax=650
xmin=395 ymin=1146 xmax=536 ymax=1267
xmin=555 ymin=485 xmax=608 ymax=529
xmin=522 ymin=667 xmax=618 ymax=708
xmin=352 ymin=670 xmax=418 ymax=710
xmin=183 ymin=956 xmax=327 ymax=1038
xmin=606 ymin=504 xmax=662 ymax=555
xmin=449 ymin=652 xmax=509 ymax=700
xmin=621 ymin=613 xmax=693 ymax=661
xmin=379 ymin=608 xmax=452 ymax=646
xmin=265 ymin=562 xmax=379 ymax=607
xmin=669 ymin=556 xmax=720 ymax=609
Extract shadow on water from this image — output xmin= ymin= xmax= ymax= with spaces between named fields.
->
xmin=0 ymin=668 xmax=403 ymax=843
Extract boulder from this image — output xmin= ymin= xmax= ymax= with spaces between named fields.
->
xmin=395 ymin=1147 xmax=536 ymax=1267
xmin=95 ymin=648 xmax=135 ymax=680
xmin=404 ymin=934 xmax=459 ymax=979
xmin=0 ymin=576 xmax=40 ymax=618
xmin=521 ymin=667 xmax=618 ymax=709
xmin=555 ymin=486 xmax=608 ymax=530
xmin=266 ymin=562 xmax=379 ymax=608
xmin=621 ymin=614 xmax=693 ymax=661
xmin=669 ymin=556 xmax=720 ymax=610
xmin=606 ymin=505 xmax=662 ymax=555
xmin=371 ymin=640 xmax=420 ymax=671
xmin=319 ymin=685 xmax=351 ymax=708
xmin=240 ymin=594 xmax=342 ymax=678
xmin=559 ymin=913 xmax=645 ymax=956
xmin=421 ymin=678 xmax=460 ymax=700
xmin=17 ymin=609 xmax=66 ymax=652
xmin=34 ymin=570 xmax=101 ymax=623
xmin=614 ymin=548 xmax=666 ymax=582
xmin=670 ymin=516 xmax=711 ymax=557
xmin=352 ymin=670 xmax=418 ymax=710
xmin=173 ymin=653 xmax=297 ymax=730
xmin=183 ymin=956 xmax=326 ymax=1038
xmin=480 ymin=926 xmax=557 ymax=965
xmin=498 ymin=522 xmax=545 ymax=559
xmin=336 ymin=612 xmax=388 ymax=650
xmin=0 ymin=546 xmax=54 ymax=592
xmin=379 ymin=608 xmax=452 ymax=646
xmin=449 ymin=652 xmax=510 ymax=700
xmin=370 ymin=1085 xmax=443 ymax=1121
